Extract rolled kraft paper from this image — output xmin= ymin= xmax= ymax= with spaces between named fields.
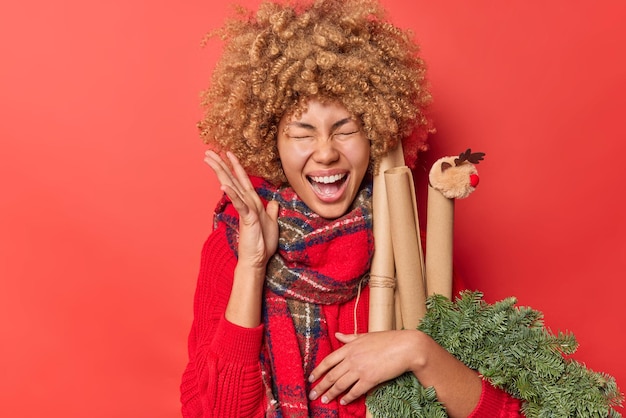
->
xmin=367 ymin=145 xmax=404 ymax=418
xmin=425 ymin=186 xmax=454 ymax=299
xmin=385 ymin=166 xmax=427 ymax=330
xmin=394 ymin=289 xmax=404 ymax=331
xmin=369 ymin=144 xmax=404 ymax=332
xmin=406 ymin=164 xmax=426 ymax=281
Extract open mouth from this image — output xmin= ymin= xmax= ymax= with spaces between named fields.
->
xmin=307 ymin=173 xmax=348 ymax=198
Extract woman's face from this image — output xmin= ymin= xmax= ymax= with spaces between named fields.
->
xmin=277 ymin=99 xmax=370 ymax=219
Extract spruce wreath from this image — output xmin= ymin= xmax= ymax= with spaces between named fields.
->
xmin=366 ymin=291 xmax=623 ymax=417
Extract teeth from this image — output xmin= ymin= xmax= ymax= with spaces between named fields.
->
xmin=309 ymin=173 xmax=346 ymax=184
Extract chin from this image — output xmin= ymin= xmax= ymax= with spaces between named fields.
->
xmin=309 ymin=201 xmax=352 ymax=220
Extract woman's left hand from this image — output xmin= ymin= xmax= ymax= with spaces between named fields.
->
xmin=308 ymin=330 xmax=422 ymax=406
xmin=309 ymin=329 xmax=483 ymax=417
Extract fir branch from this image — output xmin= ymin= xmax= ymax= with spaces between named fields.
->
xmin=366 ymin=291 xmax=623 ymax=417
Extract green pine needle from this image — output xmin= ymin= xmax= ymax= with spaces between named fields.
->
xmin=366 ymin=291 xmax=623 ymax=417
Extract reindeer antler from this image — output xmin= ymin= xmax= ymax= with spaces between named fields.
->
xmin=454 ymin=148 xmax=485 ymax=166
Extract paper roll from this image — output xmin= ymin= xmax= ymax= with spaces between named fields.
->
xmin=384 ymin=166 xmax=427 ymax=330
xmin=369 ymin=144 xmax=404 ymax=332
xmin=425 ymin=186 xmax=454 ymax=298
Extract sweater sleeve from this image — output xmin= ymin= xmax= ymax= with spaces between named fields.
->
xmin=467 ymin=378 xmax=525 ymax=417
xmin=180 ymin=227 xmax=267 ymax=418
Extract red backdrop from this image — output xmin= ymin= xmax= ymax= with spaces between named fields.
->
xmin=1 ymin=0 xmax=624 ymax=416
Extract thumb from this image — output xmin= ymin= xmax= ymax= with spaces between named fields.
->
xmin=335 ymin=332 xmax=358 ymax=344
xmin=266 ymin=200 xmax=279 ymax=221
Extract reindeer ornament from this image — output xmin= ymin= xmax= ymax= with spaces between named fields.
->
xmin=429 ymin=149 xmax=485 ymax=199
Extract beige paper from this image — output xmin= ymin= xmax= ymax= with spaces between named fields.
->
xmin=369 ymin=144 xmax=404 ymax=332
xmin=367 ymin=145 xmax=404 ymax=418
xmin=385 ymin=166 xmax=427 ymax=330
xmin=425 ymin=186 xmax=454 ymax=298
xmin=394 ymin=287 xmax=403 ymax=331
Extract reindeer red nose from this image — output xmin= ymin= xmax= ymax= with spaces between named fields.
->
xmin=469 ymin=174 xmax=480 ymax=188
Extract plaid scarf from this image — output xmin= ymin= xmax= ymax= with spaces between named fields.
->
xmin=215 ymin=176 xmax=373 ymax=417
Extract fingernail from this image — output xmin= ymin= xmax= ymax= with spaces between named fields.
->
xmin=309 ymin=390 xmax=317 ymax=400
xmin=340 ymin=399 xmax=347 ymax=406
xmin=308 ymin=374 xmax=315 ymax=383
xmin=321 ymin=395 xmax=329 ymax=404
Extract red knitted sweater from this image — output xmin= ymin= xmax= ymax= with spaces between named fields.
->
xmin=180 ymin=223 xmax=524 ymax=417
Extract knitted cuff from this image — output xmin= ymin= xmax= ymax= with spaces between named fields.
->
xmin=211 ymin=315 xmax=264 ymax=365
xmin=467 ymin=378 xmax=523 ymax=417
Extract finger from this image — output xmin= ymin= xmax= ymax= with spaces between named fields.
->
xmin=308 ymin=335 xmax=356 ymax=385
xmin=221 ymin=183 xmax=251 ymax=219
xmin=204 ymin=150 xmax=231 ymax=176
xmin=309 ymin=358 xmax=349 ymax=401
xmin=309 ymin=349 xmax=343 ymax=384
xmin=226 ymin=152 xmax=265 ymax=214
xmin=266 ymin=200 xmax=279 ymax=222
xmin=210 ymin=152 xmax=265 ymax=227
xmin=335 ymin=332 xmax=358 ymax=344
xmin=204 ymin=151 xmax=241 ymax=197
xmin=338 ymin=380 xmax=371 ymax=406
xmin=315 ymin=371 xmax=358 ymax=405
xmin=226 ymin=152 xmax=253 ymax=191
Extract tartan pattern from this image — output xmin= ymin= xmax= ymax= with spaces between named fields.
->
xmin=214 ymin=177 xmax=373 ymax=417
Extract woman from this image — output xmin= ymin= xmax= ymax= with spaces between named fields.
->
xmin=181 ymin=0 xmax=523 ymax=416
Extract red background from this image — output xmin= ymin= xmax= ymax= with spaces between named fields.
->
xmin=1 ymin=0 xmax=624 ymax=416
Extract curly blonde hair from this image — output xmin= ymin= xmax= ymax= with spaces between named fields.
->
xmin=199 ymin=0 xmax=432 ymax=184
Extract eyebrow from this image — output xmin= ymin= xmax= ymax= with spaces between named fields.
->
xmin=287 ymin=118 xmax=354 ymax=132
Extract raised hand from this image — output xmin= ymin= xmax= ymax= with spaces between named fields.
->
xmin=204 ymin=150 xmax=279 ymax=270
xmin=204 ymin=150 xmax=280 ymax=328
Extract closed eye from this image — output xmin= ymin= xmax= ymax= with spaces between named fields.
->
xmin=334 ymin=131 xmax=359 ymax=139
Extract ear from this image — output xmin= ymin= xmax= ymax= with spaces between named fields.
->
xmin=441 ymin=161 xmax=453 ymax=172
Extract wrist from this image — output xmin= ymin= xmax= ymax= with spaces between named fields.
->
xmin=407 ymin=330 xmax=435 ymax=375
xmin=234 ymin=263 xmax=267 ymax=281
xmin=225 ymin=264 xmax=267 ymax=328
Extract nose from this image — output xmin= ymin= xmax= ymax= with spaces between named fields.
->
xmin=312 ymin=138 xmax=340 ymax=164
xmin=469 ymin=174 xmax=479 ymax=187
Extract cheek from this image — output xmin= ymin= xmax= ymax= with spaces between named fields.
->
xmin=344 ymin=139 xmax=371 ymax=172
xmin=277 ymin=141 xmax=308 ymax=174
